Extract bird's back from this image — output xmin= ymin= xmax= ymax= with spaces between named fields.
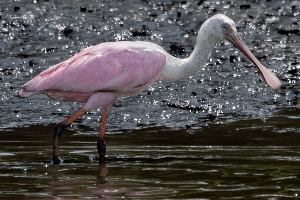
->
xmin=19 ymin=41 xmax=167 ymax=101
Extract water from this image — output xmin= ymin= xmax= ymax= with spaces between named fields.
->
xmin=0 ymin=0 xmax=300 ymax=199
xmin=1 ymin=115 xmax=300 ymax=199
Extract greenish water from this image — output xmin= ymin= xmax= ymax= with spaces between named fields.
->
xmin=1 ymin=110 xmax=299 ymax=199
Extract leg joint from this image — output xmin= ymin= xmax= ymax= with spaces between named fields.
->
xmin=54 ymin=122 xmax=67 ymax=138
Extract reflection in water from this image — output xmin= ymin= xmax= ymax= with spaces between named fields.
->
xmin=50 ymin=164 xmax=110 ymax=198
xmin=97 ymin=164 xmax=109 ymax=186
xmin=52 ymin=165 xmax=59 ymax=182
xmin=0 ymin=117 xmax=299 ymax=198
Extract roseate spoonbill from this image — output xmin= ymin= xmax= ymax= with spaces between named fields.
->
xmin=19 ymin=14 xmax=281 ymax=164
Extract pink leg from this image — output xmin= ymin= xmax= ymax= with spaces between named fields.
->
xmin=97 ymin=110 xmax=109 ymax=163
xmin=53 ymin=107 xmax=87 ymax=164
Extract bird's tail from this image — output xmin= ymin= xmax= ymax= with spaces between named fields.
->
xmin=19 ymin=88 xmax=40 ymax=97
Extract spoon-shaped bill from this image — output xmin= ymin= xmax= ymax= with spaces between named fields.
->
xmin=227 ymin=33 xmax=281 ymax=91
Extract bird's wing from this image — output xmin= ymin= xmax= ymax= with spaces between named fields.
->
xmin=22 ymin=42 xmax=166 ymax=94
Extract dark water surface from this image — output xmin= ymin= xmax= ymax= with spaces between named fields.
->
xmin=1 ymin=114 xmax=300 ymax=199
xmin=0 ymin=0 xmax=300 ymax=199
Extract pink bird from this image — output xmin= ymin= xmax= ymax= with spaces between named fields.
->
xmin=19 ymin=14 xmax=281 ymax=164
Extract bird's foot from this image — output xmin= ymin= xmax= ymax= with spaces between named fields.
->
xmin=53 ymin=156 xmax=64 ymax=165
xmin=97 ymin=138 xmax=106 ymax=163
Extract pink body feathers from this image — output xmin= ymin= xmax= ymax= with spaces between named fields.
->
xmin=20 ymin=41 xmax=166 ymax=106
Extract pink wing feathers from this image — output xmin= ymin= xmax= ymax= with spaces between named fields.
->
xmin=19 ymin=42 xmax=166 ymax=101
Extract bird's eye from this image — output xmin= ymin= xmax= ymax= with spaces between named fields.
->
xmin=222 ymin=23 xmax=230 ymax=29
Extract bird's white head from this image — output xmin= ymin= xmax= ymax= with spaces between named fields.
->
xmin=199 ymin=14 xmax=236 ymax=41
xmin=198 ymin=14 xmax=281 ymax=91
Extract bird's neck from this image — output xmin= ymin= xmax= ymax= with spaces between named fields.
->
xmin=156 ymin=30 xmax=220 ymax=82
